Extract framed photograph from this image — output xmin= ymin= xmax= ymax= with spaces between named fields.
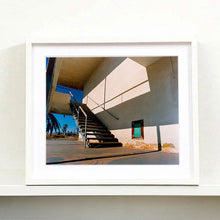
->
xmin=26 ymin=39 xmax=199 ymax=185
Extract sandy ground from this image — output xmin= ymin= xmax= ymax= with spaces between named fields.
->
xmin=46 ymin=140 xmax=179 ymax=165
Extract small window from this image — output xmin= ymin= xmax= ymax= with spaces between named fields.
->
xmin=132 ymin=120 xmax=144 ymax=139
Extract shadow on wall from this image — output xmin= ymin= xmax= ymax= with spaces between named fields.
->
xmin=84 ymin=57 xmax=178 ymax=149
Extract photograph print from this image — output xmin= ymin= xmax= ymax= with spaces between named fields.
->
xmin=46 ymin=56 xmax=179 ymax=165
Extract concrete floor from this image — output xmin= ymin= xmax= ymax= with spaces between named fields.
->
xmin=46 ymin=140 xmax=179 ymax=165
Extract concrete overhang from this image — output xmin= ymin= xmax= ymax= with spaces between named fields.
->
xmin=54 ymin=57 xmax=162 ymax=91
xmin=50 ymin=91 xmax=72 ymax=115
xmin=56 ymin=57 xmax=105 ymax=90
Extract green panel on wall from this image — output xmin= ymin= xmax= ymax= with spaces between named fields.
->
xmin=134 ymin=122 xmax=142 ymax=138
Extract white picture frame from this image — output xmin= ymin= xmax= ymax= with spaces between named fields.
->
xmin=26 ymin=38 xmax=199 ymax=186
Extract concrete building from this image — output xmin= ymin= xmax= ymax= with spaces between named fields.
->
xmin=47 ymin=56 xmax=179 ymax=150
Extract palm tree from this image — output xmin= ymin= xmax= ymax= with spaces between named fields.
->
xmin=62 ymin=124 xmax=68 ymax=135
xmin=46 ymin=113 xmax=61 ymax=135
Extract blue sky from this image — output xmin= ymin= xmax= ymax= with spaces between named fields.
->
xmin=53 ymin=113 xmax=77 ymax=133
xmin=46 ymin=57 xmax=49 ymax=68
xmin=54 ymin=85 xmax=83 ymax=133
xmin=47 ymin=57 xmax=83 ymax=133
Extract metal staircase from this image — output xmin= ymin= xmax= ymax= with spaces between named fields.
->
xmin=69 ymin=101 xmax=123 ymax=148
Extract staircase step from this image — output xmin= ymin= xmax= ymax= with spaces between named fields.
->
xmin=79 ymin=124 xmax=105 ymax=129
xmin=76 ymin=119 xmax=96 ymax=123
xmin=76 ymin=117 xmax=97 ymax=122
xmin=87 ymin=137 xmax=118 ymax=142
xmin=80 ymin=128 xmax=108 ymax=133
xmin=85 ymin=132 xmax=114 ymax=137
xmin=78 ymin=122 xmax=103 ymax=126
xmin=89 ymin=142 xmax=123 ymax=148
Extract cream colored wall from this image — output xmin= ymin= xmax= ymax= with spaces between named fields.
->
xmin=83 ymin=57 xmax=178 ymax=150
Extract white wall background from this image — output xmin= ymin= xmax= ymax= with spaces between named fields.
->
xmin=0 ymin=0 xmax=220 ymax=219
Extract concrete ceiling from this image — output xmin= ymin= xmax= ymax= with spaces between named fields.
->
xmin=129 ymin=57 xmax=162 ymax=67
xmin=57 ymin=57 xmax=105 ymax=90
xmin=56 ymin=57 xmax=162 ymax=90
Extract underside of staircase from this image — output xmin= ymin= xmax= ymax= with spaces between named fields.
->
xmin=70 ymin=102 xmax=123 ymax=148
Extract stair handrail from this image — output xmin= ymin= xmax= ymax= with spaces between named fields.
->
xmin=87 ymin=96 xmax=119 ymax=120
xmin=78 ymin=105 xmax=88 ymax=148
xmin=69 ymin=91 xmax=88 ymax=148
xmin=68 ymin=90 xmax=78 ymax=103
xmin=69 ymin=91 xmax=79 ymax=115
